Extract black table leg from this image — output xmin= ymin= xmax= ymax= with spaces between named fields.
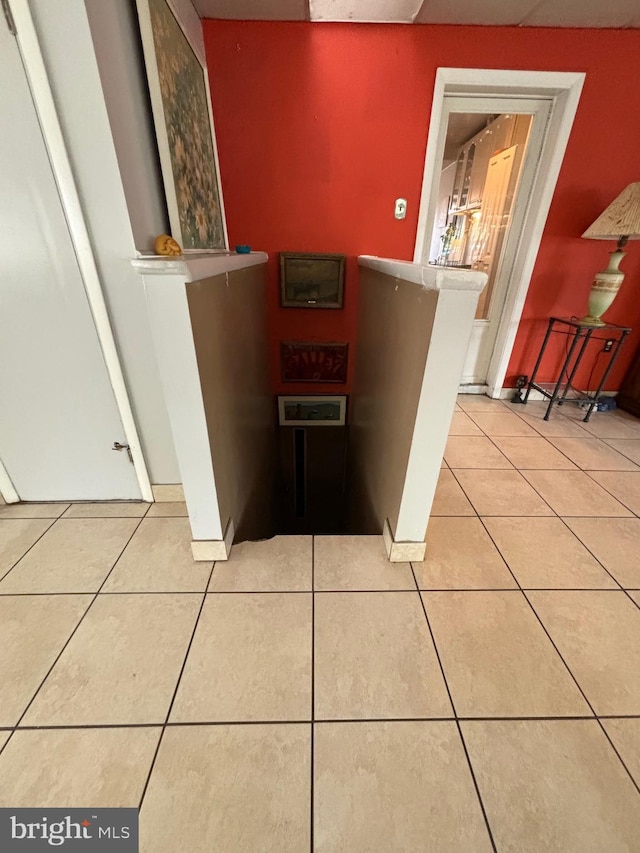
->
xmin=559 ymin=329 xmax=593 ymax=406
xmin=584 ymin=330 xmax=631 ymax=422
xmin=544 ymin=327 xmax=583 ymax=420
xmin=524 ymin=318 xmax=554 ymax=405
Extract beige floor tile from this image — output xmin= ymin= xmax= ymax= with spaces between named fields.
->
xmin=453 ymin=470 xmax=554 ymax=516
xmin=444 ymin=436 xmax=513 ymax=469
xmin=103 ymin=518 xmax=211 ymax=593
xmin=604 ymin=439 xmax=640 ymax=466
xmin=171 ymin=593 xmax=311 ymax=722
xmin=0 ymin=727 xmax=160 ymax=807
xmin=548 ymin=437 xmax=639 ymax=471
xmin=315 ymin=592 xmax=451 ymax=720
xmin=0 ymin=518 xmax=140 ymax=594
xmin=630 ymin=591 xmax=640 ymax=605
xmin=430 ymin=469 xmax=475 ymax=516
xmin=457 ymin=396 xmax=508 ymax=412
xmin=314 ymin=721 xmax=492 ymax=852
xmin=468 ymin=412 xmax=538 ymax=436
xmin=448 ymin=411 xmax=483 ymax=435
xmin=0 ymin=503 xmax=69 ymax=518
xmin=415 ymin=517 xmax=516 ymax=589
xmin=518 ymin=405 xmax=593 ymax=438
xmin=0 ymin=518 xmax=54 ymax=578
xmin=0 ymin=732 xmax=9 ymax=751
xmin=314 ymin=536 xmax=414 ymax=591
xmin=423 ymin=591 xmax=589 ymax=717
xmin=588 ymin=471 xmax=640 ymax=515
xmin=568 ymin=410 xmax=640 ymax=439
xmin=146 ymin=501 xmax=188 ymax=517
xmin=140 ymin=724 xmax=310 ymax=853
xmin=209 ymin=535 xmax=311 ymax=591
xmin=601 ymin=718 xmax=640 ymax=787
xmin=490 ymin=436 xmax=577 ymax=469
xmin=521 ymin=470 xmax=632 ymax=517
xmin=0 ymin=594 xmax=91 ymax=726
xmin=63 ymin=502 xmax=150 ymax=518
xmin=528 ymin=591 xmax=640 ymax=715
xmin=563 ymin=518 xmax=640 ymax=588
xmin=462 ymin=719 xmax=640 ymax=853
xmin=22 ymin=593 xmax=200 ymax=726
xmin=483 ymin=518 xmax=618 ymax=589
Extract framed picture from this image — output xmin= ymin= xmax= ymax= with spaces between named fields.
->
xmin=280 ymin=253 xmax=345 ymax=309
xmin=136 ymin=0 xmax=227 ymax=250
xmin=281 ymin=342 xmax=348 ymax=384
xmin=278 ymin=396 xmax=347 ymax=426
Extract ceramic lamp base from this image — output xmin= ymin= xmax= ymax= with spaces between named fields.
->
xmin=579 ymin=249 xmax=625 ymax=327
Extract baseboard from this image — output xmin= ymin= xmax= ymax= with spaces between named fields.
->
xmin=152 ymin=484 xmax=185 ymax=502
xmin=383 ymin=518 xmax=426 ymax=562
xmin=191 ymin=517 xmax=235 ymax=562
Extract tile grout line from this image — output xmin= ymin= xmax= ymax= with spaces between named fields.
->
xmin=581 ymin=469 xmax=640 ymax=519
xmin=310 ymin=536 xmax=315 ymax=853
xmin=409 ymin=562 xmax=498 ymax=853
xmin=0 ymin=515 xmax=62 ymax=585
xmin=446 ymin=430 xmax=640 ymax=799
xmin=1 ymin=516 xmax=147 ymax=757
xmin=479 ymin=510 xmax=640 ymax=798
xmin=137 ymin=560 xmax=218 ymax=811
xmin=522 ymin=589 xmax=640 ymax=798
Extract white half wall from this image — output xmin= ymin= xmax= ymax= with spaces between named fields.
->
xmin=29 ymin=0 xmax=180 ymax=484
xmin=353 ymin=257 xmax=486 ymax=559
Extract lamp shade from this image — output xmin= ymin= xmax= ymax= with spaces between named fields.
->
xmin=582 ymin=182 xmax=640 ymax=241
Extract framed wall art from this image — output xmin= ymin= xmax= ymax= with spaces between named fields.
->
xmin=280 ymin=253 xmax=345 ymax=308
xmin=281 ymin=342 xmax=348 ymax=384
xmin=136 ymin=0 xmax=227 ymax=250
xmin=278 ymin=396 xmax=347 ymax=426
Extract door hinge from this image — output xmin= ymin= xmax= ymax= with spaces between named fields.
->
xmin=2 ymin=0 xmax=16 ymax=35
xmin=112 ymin=441 xmax=133 ymax=464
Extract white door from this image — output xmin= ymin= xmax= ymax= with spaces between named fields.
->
xmin=421 ymin=95 xmax=552 ymax=387
xmin=0 ymin=19 xmax=141 ymax=501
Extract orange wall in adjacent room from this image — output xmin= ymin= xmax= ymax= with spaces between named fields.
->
xmin=203 ymin=21 xmax=640 ymax=392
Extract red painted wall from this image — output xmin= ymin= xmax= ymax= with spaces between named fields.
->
xmin=203 ymin=21 xmax=640 ymax=393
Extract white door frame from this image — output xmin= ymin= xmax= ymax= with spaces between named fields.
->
xmin=1 ymin=0 xmax=153 ymax=504
xmin=414 ymin=68 xmax=585 ymax=398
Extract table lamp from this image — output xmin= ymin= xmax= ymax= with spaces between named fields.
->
xmin=580 ymin=181 xmax=640 ymax=327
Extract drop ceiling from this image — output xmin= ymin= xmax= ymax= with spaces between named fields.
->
xmin=194 ymin=0 xmax=640 ymax=27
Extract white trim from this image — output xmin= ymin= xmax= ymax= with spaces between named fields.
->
xmin=414 ymin=68 xmax=585 ymax=398
xmin=11 ymin=0 xmax=153 ymax=503
xmin=0 ymin=457 xmax=20 ymax=504
xmin=383 ymin=519 xmax=427 ymax=563
xmin=358 ymin=255 xmax=485 ymax=292
xmin=132 ymin=251 xmax=267 ymax=280
xmin=191 ymin=517 xmax=235 ymax=562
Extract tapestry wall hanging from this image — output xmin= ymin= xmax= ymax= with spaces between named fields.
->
xmin=280 ymin=342 xmax=349 ymax=384
xmin=137 ymin=0 xmax=226 ymax=250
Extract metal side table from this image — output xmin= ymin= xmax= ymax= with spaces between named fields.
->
xmin=523 ymin=317 xmax=632 ymax=422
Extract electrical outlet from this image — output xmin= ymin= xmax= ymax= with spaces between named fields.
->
xmin=603 ymin=339 xmax=614 ymax=353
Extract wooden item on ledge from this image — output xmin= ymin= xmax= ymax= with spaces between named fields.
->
xmin=281 ymin=342 xmax=348 ymax=383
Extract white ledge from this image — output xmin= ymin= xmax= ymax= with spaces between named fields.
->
xmin=131 ymin=251 xmax=268 ymax=282
xmin=358 ymin=255 xmax=487 ymax=292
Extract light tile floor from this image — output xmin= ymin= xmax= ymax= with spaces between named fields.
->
xmin=1 ymin=397 xmax=640 ymax=850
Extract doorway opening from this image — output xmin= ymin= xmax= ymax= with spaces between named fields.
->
xmin=428 ymin=103 xmax=538 ymax=386
xmin=414 ymin=69 xmax=585 ymax=397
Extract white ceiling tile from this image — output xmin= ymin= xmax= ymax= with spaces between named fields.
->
xmin=522 ymin=0 xmax=640 ymax=28
xmin=309 ymin=0 xmax=420 ymax=22
xmin=415 ymin=0 xmax=538 ymax=25
xmin=195 ymin=0 xmax=310 ymax=20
